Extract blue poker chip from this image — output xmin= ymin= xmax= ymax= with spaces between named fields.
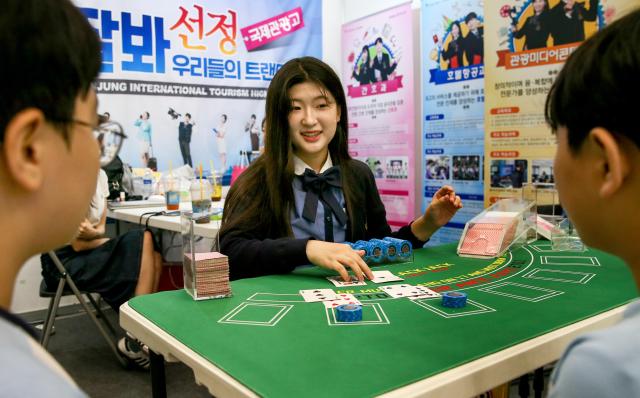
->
xmin=370 ymin=239 xmax=397 ymax=262
xmin=335 ymin=304 xmax=363 ymax=322
xmin=383 ymin=237 xmax=413 ymax=258
xmin=441 ymin=291 xmax=467 ymax=308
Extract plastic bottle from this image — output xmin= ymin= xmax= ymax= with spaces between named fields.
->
xmin=142 ymin=169 xmax=153 ymax=199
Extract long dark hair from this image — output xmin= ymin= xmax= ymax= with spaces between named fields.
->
xmin=221 ymin=57 xmax=361 ymax=239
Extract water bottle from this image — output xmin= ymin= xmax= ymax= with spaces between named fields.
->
xmin=142 ymin=170 xmax=153 ymax=199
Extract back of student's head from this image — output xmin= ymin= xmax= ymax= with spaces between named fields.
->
xmin=545 ymin=9 xmax=640 ymax=151
xmin=264 ymin=56 xmax=350 ymax=165
xmin=0 ymin=0 xmax=101 ymax=141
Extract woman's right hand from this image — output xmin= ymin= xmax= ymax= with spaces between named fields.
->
xmin=306 ymin=240 xmax=374 ymax=282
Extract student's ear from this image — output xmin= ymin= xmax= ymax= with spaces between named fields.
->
xmin=590 ymin=127 xmax=631 ymax=199
xmin=2 ymin=109 xmax=47 ymax=192
xmin=336 ymin=105 xmax=341 ymax=122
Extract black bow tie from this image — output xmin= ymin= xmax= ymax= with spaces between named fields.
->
xmin=300 ymin=166 xmax=347 ymax=226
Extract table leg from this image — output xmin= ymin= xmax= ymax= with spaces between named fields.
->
xmin=533 ymin=367 xmax=544 ymax=398
xmin=150 ymin=350 xmax=167 ymax=398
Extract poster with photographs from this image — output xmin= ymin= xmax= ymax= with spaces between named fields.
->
xmin=422 ymin=0 xmax=485 ymax=244
xmin=342 ymin=2 xmax=416 ymax=228
xmin=483 ymin=0 xmax=634 ymax=205
xmin=75 ymin=0 xmax=322 ymax=173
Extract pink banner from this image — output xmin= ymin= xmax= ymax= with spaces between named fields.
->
xmin=240 ymin=7 xmax=304 ymax=51
xmin=347 ymin=76 xmax=404 ymax=98
xmin=341 ymin=3 xmax=416 ymax=228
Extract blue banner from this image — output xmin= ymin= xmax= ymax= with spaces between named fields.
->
xmin=422 ymin=0 xmax=485 ymax=245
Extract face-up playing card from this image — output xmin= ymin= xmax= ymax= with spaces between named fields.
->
xmin=326 ymin=276 xmax=368 ymax=287
xmin=370 ymin=270 xmax=404 ymax=284
xmin=322 ymin=293 xmax=362 ymax=309
xmin=299 ymin=289 xmax=339 ymax=302
xmin=407 ymin=287 xmax=442 ymax=300
xmin=380 ymin=284 xmax=431 ymax=299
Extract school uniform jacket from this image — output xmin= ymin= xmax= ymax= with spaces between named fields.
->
xmin=220 ymin=159 xmax=426 ymax=280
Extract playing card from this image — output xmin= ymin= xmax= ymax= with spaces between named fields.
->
xmin=299 ymin=289 xmax=339 ymax=302
xmin=380 ymin=284 xmax=431 ymax=299
xmin=407 ymin=287 xmax=442 ymax=300
xmin=370 ymin=270 xmax=404 ymax=284
xmin=322 ymin=293 xmax=362 ymax=308
xmin=326 ymin=276 xmax=367 ymax=287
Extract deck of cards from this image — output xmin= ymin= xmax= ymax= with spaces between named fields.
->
xmin=183 ymin=252 xmax=232 ymax=300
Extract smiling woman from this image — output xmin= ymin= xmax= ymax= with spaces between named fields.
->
xmin=220 ymin=57 xmax=462 ymax=283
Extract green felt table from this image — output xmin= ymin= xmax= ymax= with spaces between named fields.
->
xmin=126 ymin=242 xmax=638 ymax=397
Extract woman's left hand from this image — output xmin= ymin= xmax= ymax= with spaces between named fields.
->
xmin=425 ymin=185 xmax=463 ymax=227
xmin=410 ymin=185 xmax=463 ymax=241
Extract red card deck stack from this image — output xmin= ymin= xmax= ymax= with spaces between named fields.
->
xmin=183 ymin=252 xmax=232 ymax=300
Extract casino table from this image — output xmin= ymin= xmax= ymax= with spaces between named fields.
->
xmin=121 ymin=242 xmax=638 ymax=397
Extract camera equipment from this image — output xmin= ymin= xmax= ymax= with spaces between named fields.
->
xmin=168 ymin=107 xmax=182 ymax=120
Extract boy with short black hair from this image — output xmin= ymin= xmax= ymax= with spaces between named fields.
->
xmin=0 ymin=0 xmax=103 ymax=395
xmin=545 ymin=8 xmax=640 ymax=397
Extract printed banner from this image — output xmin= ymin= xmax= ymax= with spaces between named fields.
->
xmin=422 ymin=0 xmax=485 ymax=245
xmin=75 ymin=1 xmax=322 ymax=173
xmin=483 ymin=0 xmax=629 ymax=205
xmin=341 ymin=3 xmax=416 ymax=228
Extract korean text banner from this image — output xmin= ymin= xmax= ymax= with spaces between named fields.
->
xmin=341 ymin=3 xmax=416 ymax=228
xmin=74 ymin=0 xmax=322 ymax=172
xmin=422 ymin=0 xmax=485 ymax=245
xmin=483 ymin=0 xmax=632 ymax=205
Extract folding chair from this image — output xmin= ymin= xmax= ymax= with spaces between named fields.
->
xmin=39 ymin=250 xmax=127 ymax=367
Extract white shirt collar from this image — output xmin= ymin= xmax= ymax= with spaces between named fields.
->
xmin=293 ymin=154 xmax=333 ymax=176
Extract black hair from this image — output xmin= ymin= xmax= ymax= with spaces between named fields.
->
xmin=450 ymin=21 xmax=462 ymax=35
xmin=545 ymin=9 xmax=640 ymax=151
xmin=145 ymin=111 xmax=150 ymax=118
xmin=185 ymin=113 xmax=191 ymax=118
xmin=221 ymin=56 xmax=360 ymax=241
xmin=251 ymin=114 xmax=256 ymax=119
xmin=465 ymin=12 xmax=478 ymax=24
xmin=0 ymin=0 xmax=101 ymax=141
xmin=221 ymin=114 xmax=228 ymax=122
xmin=375 ymin=37 xmax=383 ymax=45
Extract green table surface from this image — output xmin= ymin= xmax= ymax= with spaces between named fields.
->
xmin=129 ymin=242 xmax=638 ymax=397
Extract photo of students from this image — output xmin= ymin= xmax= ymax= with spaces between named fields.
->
xmin=452 ymin=155 xmax=480 ymax=181
xmin=426 ymin=156 xmax=451 ymax=180
xmin=386 ymin=158 xmax=408 ymax=179
xmin=178 ymin=113 xmax=195 ymax=167
xmin=365 ymin=157 xmax=385 ymax=178
xmin=213 ymin=114 xmax=228 ymax=172
xmin=133 ymin=111 xmax=152 ymax=167
xmin=511 ymin=0 xmax=551 ymax=50
xmin=548 ymin=0 xmax=599 ymax=46
xmin=490 ymin=159 xmax=528 ymax=188
xmin=352 ymin=45 xmax=375 ymax=85
xmin=220 ymin=57 xmax=462 ymax=281
xmin=371 ymin=37 xmax=398 ymax=82
xmin=464 ymin=12 xmax=484 ymax=65
xmin=441 ymin=21 xmax=465 ymax=69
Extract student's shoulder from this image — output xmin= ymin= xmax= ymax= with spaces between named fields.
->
xmin=0 ymin=319 xmax=86 ymax=397
xmin=550 ymin=316 xmax=640 ymax=397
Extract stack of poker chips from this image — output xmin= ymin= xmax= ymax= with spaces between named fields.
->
xmin=335 ymin=304 xmax=363 ymax=322
xmin=183 ymin=252 xmax=231 ymax=300
xmin=346 ymin=237 xmax=412 ymax=264
xmin=441 ymin=291 xmax=467 ymax=308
